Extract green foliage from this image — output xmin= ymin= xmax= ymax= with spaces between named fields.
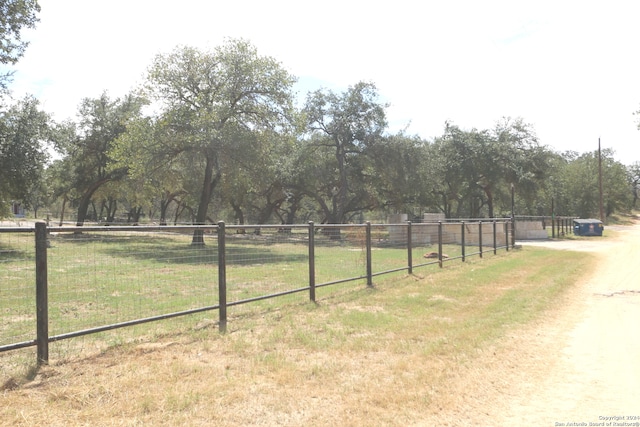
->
xmin=431 ymin=123 xmax=492 ymax=217
xmin=627 ymin=161 xmax=640 ymax=209
xmin=139 ymin=39 xmax=296 ymax=238
xmin=0 ymin=0 xmax=40 ymax=92
xmin=552 ymin=148 xmax=631 ymax=218
xmin=2 ymin=32 xmax=636 ymax=223
xmin=0 ymin=95 xmax=50 ymax=217
xmin=302 ymin=82 xmax=388 ymax=224
xmin=50 ymin=92 xmax=146 ymax=224
xmin=368 ymin=132 xmax=431 ymax=214
xmin=109 ymin=116 xmax=189 ymax=224
xmin=427 ymin=118 xmax=559 ymax=219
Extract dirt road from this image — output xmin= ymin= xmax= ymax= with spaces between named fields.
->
xmin=492 ymin=225 xmax=640 ymax=425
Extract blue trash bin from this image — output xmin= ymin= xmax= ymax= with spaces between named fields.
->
xmin=573 ymin=219 xmax=604 ymax=236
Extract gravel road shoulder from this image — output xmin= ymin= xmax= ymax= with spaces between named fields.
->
xmin=491 ymin=225 xmax=640 ymax=424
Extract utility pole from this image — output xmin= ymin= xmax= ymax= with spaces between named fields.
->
xmin=511 ymin=183 xmax=515 ymax=247
xmin=598 ymin=138 xmax=605 ymax=223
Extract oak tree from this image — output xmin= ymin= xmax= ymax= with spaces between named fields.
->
xmin=143 ymin=39 xmax=296 ymax=244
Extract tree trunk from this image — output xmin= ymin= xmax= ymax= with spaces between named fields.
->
xmin=160 ymin=199 xmax=169 ymax=226
xmin=231 ymin=202 xmax=245 ymax=225
xmin=192 ymin=154 xmax=221 ymax=245
xmin=313 ymin=192 xmax=342 ymax=240
xmin=173 ymin=202 xmax=186 ymax=225
xmin=106 ymin=199 xmax=117 ymax=223
xmin=483 ymin=186 xmax=494 ymax=218
xmin=76 ymin=195 xmax=92 ymax=227
xmin=254 ymin=196 xmax=283 ymax=226
xmin=160 ymin=192 xmax=183 ymax=226
xmin=76 ymin=178 xmax=111 ymax=226
xmin=129 ymin=206 xmax=143 ymax=225
xmin=59 ymin=196 xmax=67 ymax=226
xmin=335 ymin=142 xmax=348 ymax=225
xmin=282 ymin=195 xmax=301 ymax=225
xmin=90 ymin=201 xmax=98 ymax=222
xmin=231 ymin=202 xmax=246 ymax=234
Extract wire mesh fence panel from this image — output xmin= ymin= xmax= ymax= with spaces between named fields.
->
xmin=46 ymin=228 xmax=219 ymax=340
xmin=2 ymin=219 xmax=514 ymax=366
xmin=459 ymin=223 xmax=471 ymax=259
xmin=312 ymin=225 xmax=368 ymax=287
xmin=440 ymin=223 xmax=464 ymax=261
xmin=499 ymin=222 xmax=510 ymax=249
xmin=0 ymin=230 xmax=36 ymax=348
xmin=223 ymin=225 xmax=310 ymax=312
xmin=465 ymin=222 xmax=483 ymax=257
xmin=369 ymin=224 xmax=409 ymax=276
xmin=410 ymin=223 xmax=443 ymax=266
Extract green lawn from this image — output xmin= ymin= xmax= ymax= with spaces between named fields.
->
xmin=1 ymin=227 xmax=508 ymax=359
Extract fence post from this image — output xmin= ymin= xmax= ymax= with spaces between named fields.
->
xmin=461 ymin=222 xmax=466 ymax=262
xmin=217 ymin=221 xmax=227 ymax=333
xmin=308 ymin=221 xmax=316 ymax=302
xmin=438 ymin=221 xmax=443 ymax=268
xmin=35 ymin=222 xmax=49 ymax=365
xmin=478 ymin=221 xmax=483 ymax=258
xmin=407 ymin=221 xmax=413 ymax=275
xmin=505 ymin=222 xmax=509 ymax=252
xmin=493 ymin=221 xmax=497 ymax=255
xmin=511 ymin=218 xmax=516 ymax=248
xmin=366 ymin=222 xmax=373 ymax=287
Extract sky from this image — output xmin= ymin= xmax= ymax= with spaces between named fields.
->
xmin=6 ymin=0 xmax=640 ymax=164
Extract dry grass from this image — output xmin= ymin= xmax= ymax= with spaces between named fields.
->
xmin=0 ymin=247 xmax=595 ymax=426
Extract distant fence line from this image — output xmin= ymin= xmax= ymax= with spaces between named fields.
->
xmin=0 ymin=220 xmax=515 ymax=365
xmin=512 ymin=216 xmax=577 ymax=239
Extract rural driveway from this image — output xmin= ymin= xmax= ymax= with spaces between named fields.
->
xmin=492 ymin=224 xmax=640 ymax=425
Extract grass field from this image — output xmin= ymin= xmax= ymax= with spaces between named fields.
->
xmin=1 ymin=226 xmax=471 ymax=354
xmin=0 ymin=232 xmax=595 ymax=426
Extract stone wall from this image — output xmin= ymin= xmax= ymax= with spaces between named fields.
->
xmin=387 ymin=214 xmax=508 ymax=247
xmin=514 ymin=219 xmax=549 ymax=240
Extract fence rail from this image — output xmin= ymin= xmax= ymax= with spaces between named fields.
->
xmin=1 ymin=220 xmax=514 ymax=364
xmin=514 ymin=215 xmax=577 ymax=238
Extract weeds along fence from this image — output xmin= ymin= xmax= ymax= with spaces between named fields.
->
xmin=0 ymin=220 xmax=513 ymax=364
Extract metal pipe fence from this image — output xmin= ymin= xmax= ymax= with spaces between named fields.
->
xmin=0 ymin=219 xmax=513 ymax=364
xmin=514 ymin=215 xmax=577 ymax=238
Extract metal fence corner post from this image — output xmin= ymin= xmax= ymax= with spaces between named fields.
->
xmin=407 ymin=221 xmax=413 ymax=275
xmin=493 ymin=221 xmax=497 ymax=255
xmin=461 ymin=222 xmax=466 ymax=262
xmin=438 ymin=221 xmax=443 ymax=268
xmin=308 ymin=221 xmax=316 ymax=302
xmin=217 ymin=221 xmax=227 ymax=333
xmin=366 ymin=222 xmax=373 ymax=287
xmin=35 ymin=222 xmax=49 ymax=365
xmin=478 ymin=221 xmax=483 ymax=258
xmin=505 ymin=221 xmax=509 ymax=252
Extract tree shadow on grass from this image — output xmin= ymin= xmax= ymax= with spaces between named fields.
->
xmin=59 ymin=233 xmax=309 ymax=266
xmin=0 ymin=244 xmax=32 ymax=261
